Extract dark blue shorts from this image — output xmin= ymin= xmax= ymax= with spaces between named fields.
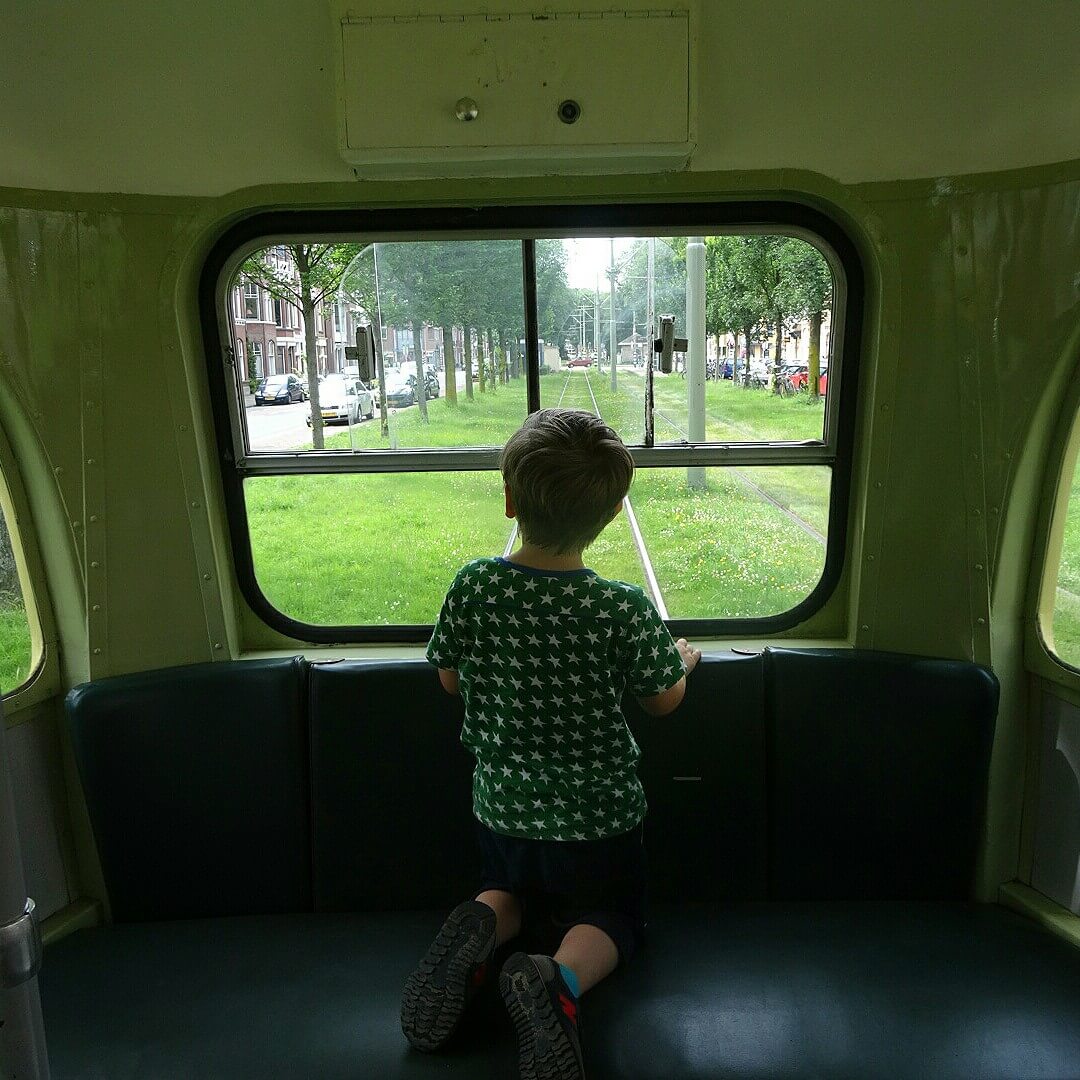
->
xmin=474 ymin=817 xmax=648 ymax=966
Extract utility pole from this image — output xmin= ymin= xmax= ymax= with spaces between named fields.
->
xmin=687 ymin=236 xmax=706 ymax=490
xmin=646 ymin=238 xmax=655 ymax=371
xmin=609 ymin=239 xmax=618 ymax=391
xmin=594 ymin=276 xmax=602 ymax=370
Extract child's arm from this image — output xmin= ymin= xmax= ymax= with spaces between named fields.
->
xmin=437 ymin=668 xmax=460 ymax=695
xmin=636 ymin=639 xmax=700 ymax=716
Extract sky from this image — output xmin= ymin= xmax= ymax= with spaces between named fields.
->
xmin=562 ymin=237 xmax=636 ymax=291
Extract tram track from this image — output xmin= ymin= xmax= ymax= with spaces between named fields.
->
xmin=504 ymin=369 xmax=669 ymax=618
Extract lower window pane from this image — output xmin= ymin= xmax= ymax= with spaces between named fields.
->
xmin=0 ymin=511 xmax=32 ymax=694
xmin=629 ymin=467 xmax=831 ymax=619
xmin=246 ymin=464 xmax=830 ymax=627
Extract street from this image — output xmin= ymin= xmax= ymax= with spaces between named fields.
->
xmin=247 ymin=370 xmax=462 ymax=452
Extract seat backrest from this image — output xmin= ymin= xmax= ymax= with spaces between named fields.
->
xmin=65 ymin=657 xmax=311 ymax=921
xmin=308 ymin=659 xmax=478 ymax=911
xmin=765 ymin=648 xmax=998 ymax=899
xmin=66 ymin=648 xmax=999 ymax=919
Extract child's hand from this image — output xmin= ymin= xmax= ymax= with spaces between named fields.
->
xmin=676 ymin=638 xmax=701 ymax=675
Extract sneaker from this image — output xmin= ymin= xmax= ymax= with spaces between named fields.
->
xmin=499 ymin=952 xmax=585 ymax=1080
xmin=400 ymin=899 xmax=497 ymax=1052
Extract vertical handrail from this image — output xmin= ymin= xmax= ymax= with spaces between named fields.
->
xmin=0 ymin=698 xmax=51 ymax=1079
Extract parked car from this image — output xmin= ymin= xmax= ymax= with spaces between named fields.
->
xmin=380 ymin=373 xmax=416 ymax=408
xmin=305 ymin=373 xmax=374 ymax=427
xmin=567 ymin=355 xmax=592 ymax=368
xmin=255 ymin=373 xmax=305 ymax=404
xmin=787 ymin=364 xmax=829 ymax=394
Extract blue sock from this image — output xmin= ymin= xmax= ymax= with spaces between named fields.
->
xmin=557 ymin=963 xmax=580 ymax=999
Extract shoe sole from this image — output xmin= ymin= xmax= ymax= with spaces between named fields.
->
xmin=499 ymin=954 xmax=585 ymax=1080
xmin=401 ymin=903 xmax=496 ymax=1052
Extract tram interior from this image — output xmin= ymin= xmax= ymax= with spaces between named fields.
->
xmin=2 ymin=2 xmax=1080 ymax=1078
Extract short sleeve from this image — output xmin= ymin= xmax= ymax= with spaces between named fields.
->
xmin=620 ymin=590 xmax=685 ymax=697
xmin=426 ymin=573 xmax=465 ymax=669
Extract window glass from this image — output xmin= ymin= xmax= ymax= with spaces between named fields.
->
xmin=540 ymin=235 xmax=832 ymax=445
xmin=0 ymin=497 xmax=34 ymax=694
xmin=211 ymin=208 xmax=853 ymax=636
xmin=245 ymin=465 xmax=829 ymax=626
xmin=1048 ymin=446 xmax=1080 ymax=667
xmin=238 ymin=240 xmax=529 ymax=454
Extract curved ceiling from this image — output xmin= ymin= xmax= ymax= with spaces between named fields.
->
xmin=2 ymin=1 xmax=1078 ymax=196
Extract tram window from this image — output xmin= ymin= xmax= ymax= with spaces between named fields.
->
xmin=207 ymin=205 xmax=857 ymax=639
xmin=235 ymin=240 xmax=528 ymax=454
xmin=1046 ymin=430 xmax=1080 ymax=669
xmin=542 ymin=235 xmax=834 ymax=447
xmin=0 ymin=479 xmax=36 ymax=694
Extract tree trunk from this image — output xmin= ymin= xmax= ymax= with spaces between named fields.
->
xmin=412 ymin=320 xmax=429 ymax=423
xmin=296 ymin=249 xmax=325 ymax=449
xmin=509 ymin=334 xmax=521 ymax=380
xmin=771 ymin=309 xmax=783 ymax=394
xmin=464 ymin=327 xmax=474 ymax=400
xmin=498 ymin=329 xmax=509 ymax=384
xmin=732 ymin=331 xmax=740 ymax=385
xmin=808 ymin=309 xmax=822 ymax=400
xmin=371 ymin=317 xmax=389 ymax=438
xmin=441 ymin=325 xmax=457 ymax=406
xmin=477 ymin=328 xmax=486 ymax=394
xmin=487 ymin=329 xmax=498 ymax=393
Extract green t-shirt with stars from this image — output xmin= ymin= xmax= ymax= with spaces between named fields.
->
xmin=426 ymin=556 xmax=685 ymax=842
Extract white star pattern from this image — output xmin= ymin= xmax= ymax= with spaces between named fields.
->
xmin=425 ymin=557 xmax=685 ymax=841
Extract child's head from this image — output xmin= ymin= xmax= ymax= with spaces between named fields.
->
xmin=500 ymin=408 xmax=633 ymax=554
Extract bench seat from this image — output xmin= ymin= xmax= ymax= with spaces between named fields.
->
xmin=41 ymin=902 xmax=1080 ymax=1079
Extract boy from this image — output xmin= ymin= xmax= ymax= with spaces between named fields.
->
xmin=401 ymin=408 xmax=700 ymax=1079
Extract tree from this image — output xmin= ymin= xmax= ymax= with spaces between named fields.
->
xmin=781 ymin=243 xmax=832 ymax=399
xmin=727 ymin=236 xmax=829 ymax=394
xmin=239 ymin=244 xmax=360 ymax=448
xmin=338 ymin=246 xmax=391 ymax=437
xmin=371 ymin=243 xmax=435 ymax=423
xmin=705 ymin=236 xmax=765 ymax=386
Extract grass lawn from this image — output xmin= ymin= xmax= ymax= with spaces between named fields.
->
xmin=0 ymin=603 xmax=32 ymax=694
xmin=248 ymin=369 xmax=832 ymax=626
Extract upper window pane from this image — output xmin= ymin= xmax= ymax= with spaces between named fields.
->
xmin=540 ymin=234 xmax=833 ymax=445
xmin=0 ymin=493 xmax=34 ymax=694
xmin=237 ymin=240 xmax=529 ymax=453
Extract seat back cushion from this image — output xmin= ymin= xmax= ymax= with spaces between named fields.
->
xmin=766 ymin=648 xmax=998 ymax=899
xmin=626 ymin=652 xmax=767 ymax=900
xmin=310 ymin=660 xmax=478 ymax=911
xmin=311 ymin=655 xmax=768 ymax=910
xmin=65 ymin=658 xmax=311 ymax=921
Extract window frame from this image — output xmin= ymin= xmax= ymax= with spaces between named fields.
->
xmin=200 ymin=201 xmax=864 ymax=643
